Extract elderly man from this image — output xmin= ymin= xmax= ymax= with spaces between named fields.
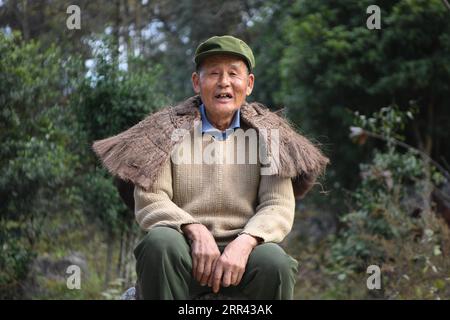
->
xmin=93 ymin=35 xmax=329 ymax=300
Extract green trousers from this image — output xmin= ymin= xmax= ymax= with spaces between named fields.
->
xmin=134 ymin=227 xmax=298 ymax=300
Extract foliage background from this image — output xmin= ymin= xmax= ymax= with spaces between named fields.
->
xmin=1 ymin=0 xmax=449 ymax=299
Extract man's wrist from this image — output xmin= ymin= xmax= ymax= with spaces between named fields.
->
xmin=238 ymin=233 xmax=261 ymax=248
xmin=181 ymin=223 xmax=205 ymax=240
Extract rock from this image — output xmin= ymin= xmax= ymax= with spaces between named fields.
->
xmin=121 ymin=287 xmax=137 ymax=300
xmin=120 ymin=286 xmax=241 ymax=300
xmin=23 ymin=251 xmax=88 ymax=298
xmin=284 ymin=209 xmax=337 ymax=245
xmin=32 ymin=251 xmax=88 ymax=282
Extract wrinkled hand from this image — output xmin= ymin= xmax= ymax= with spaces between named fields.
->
xmin=182 ymin=224 xmax=220 ymax=286
xmin=209 ymin=234 xmax=258 ymax=293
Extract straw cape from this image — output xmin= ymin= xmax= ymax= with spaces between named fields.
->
xmin=92 ymin=95 xmax=329 ymax=204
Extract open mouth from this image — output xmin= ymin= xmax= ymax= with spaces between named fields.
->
xmin=215 ymin=93 xmax=233 ymax=101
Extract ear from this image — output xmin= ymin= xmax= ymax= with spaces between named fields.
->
xmin=192 ymin=72 xmax=200 ymax=94
xmin=246 ymin=73 xmax=255 ymax=96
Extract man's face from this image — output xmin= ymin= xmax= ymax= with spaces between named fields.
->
xmin=192 ymin=54 xmax=255 ymax=120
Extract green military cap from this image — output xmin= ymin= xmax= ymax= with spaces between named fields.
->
xmin=194 ymin=35 xmax=255 ymax=71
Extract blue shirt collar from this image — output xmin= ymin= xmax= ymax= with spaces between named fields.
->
xmin=200 ymin=104 xmax=240 ymax=140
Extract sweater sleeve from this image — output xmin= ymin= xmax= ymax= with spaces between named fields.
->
xmin=134 ymin=159 xmax=199 ymax=233
xmin=241 ymin=174 xmax=296 ymax=243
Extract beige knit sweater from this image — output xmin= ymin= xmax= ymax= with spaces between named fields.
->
xmin=134 ymin=124 xmax=295 ymax=245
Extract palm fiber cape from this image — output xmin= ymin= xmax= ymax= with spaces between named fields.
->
xmin=92 ymin=96 xmax=329 ymax=210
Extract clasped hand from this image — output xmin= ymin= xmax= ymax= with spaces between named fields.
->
xmin=182 ymin=224 xmax=258 ymax=293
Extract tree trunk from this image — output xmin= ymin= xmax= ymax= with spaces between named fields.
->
xmin=21 ymin=0 xmax=30 ymax=41
xmin=121 ymin=222 xmax=136 ymax=288
xmin=116 ymin=225 xmax=125 ymax=278
xmin=113 ymin=0 xmax=122 ymax=63
xmin=425 ymin=101 xmax=434 ymax=156
xmin=104 ymin=231 xmax=115 ymax=289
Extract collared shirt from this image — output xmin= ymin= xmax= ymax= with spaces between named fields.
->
xmin=200 ymin=104 xmax=240 ymax=141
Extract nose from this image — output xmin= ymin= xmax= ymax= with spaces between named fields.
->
xmin=218 ymin=72 xmax=231 ymax=87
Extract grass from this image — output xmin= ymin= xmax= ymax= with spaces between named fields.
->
xmin=29 ymin=204 xmax=450 ymax=300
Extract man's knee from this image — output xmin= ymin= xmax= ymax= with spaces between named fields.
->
xmin=250 ymin=243 xmax=298 ymax=279
xmin=134 ymin=226 xmax=188 ymax=259
xmin=134 ymin=227 xmax=192 ymax=299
